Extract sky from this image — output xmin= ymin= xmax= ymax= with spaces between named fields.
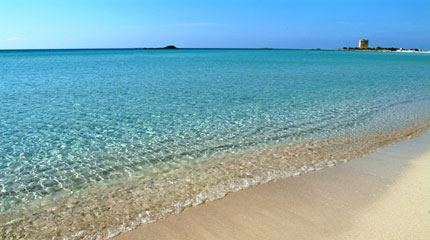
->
xmin=1 ymin=0 xmax=429 ymax=49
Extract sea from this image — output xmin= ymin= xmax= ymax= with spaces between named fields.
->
xmin=1 ymin=49 xmax=430 ymax=239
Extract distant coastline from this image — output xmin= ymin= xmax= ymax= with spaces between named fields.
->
xmin=339 ymin=46 xmax=430 ymax=53
xmin=311 ymin=47 xmax=430 ymax=53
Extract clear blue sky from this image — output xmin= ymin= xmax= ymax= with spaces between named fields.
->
xmin=1 ymin=0 xmax=429 ymax=49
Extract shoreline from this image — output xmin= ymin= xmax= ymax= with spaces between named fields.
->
xmin=2 ymin=123 xmax=428 ymax=239
xmin=116 ymin=131 xmax=430 ymax=239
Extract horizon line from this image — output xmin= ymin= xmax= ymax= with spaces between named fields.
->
xmin=1 ymin=47 xmax=427 ymax=52
xmin=0 ymin=47 xmax=309 ymax=51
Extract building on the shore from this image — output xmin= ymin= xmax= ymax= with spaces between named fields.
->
xmin=359 ymin=39 xmax=369 ymax=49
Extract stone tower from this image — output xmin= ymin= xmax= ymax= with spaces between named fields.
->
xmin=359 ymin=39 xmax=369 ymax=49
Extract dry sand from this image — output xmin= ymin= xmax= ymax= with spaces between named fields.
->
xmin=116 ymin=132 xmax=430 ymax=240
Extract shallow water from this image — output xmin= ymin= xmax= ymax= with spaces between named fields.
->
xmin=1 ymin=49 xmax=430 ymax=239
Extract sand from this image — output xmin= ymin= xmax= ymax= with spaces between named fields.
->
xmin=115 ymin=132 xmax=430 ymax=240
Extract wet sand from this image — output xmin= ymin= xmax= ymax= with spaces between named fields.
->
xmin=116 ymin=132 xmax=430 ymax=240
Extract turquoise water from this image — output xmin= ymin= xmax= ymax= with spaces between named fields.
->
xmin=1 ymin=49 xmax=430 ymax=238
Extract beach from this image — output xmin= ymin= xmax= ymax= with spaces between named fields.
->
xmin=116 ymin=131 xmax=430 ymax=240
xmin=1 ymin=49 xmax=430 ymax=239
xmin=2 ymin=1 xmax=430 ymax=239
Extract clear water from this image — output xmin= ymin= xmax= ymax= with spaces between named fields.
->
xmin=1 ymin=49 xmax=430 ymax=239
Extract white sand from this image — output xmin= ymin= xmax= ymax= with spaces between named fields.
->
xmin=334 ymin=139 xmax=430 ymax=240
xmin=116 ymin=132 xmax=430 ymax=240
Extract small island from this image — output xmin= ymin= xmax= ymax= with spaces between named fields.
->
xmin=143 ymin=45 xmax=178 ymax=49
